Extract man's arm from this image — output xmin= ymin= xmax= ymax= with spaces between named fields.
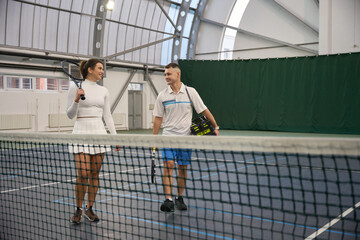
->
xmin=201 ymin=109 xmax=219 ymax=136
xmin=153 ymin=116 xmax=163 ymax=135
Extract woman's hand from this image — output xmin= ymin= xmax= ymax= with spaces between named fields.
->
xmin=75 ymin=89 xmax=85 ymax=103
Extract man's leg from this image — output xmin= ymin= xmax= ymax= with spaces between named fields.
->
xmin=160 ymin=148 xmax=176 ymax=212
xmin=177 ymin=165 xmax=188 ymax=197
xmin=163 ymin=160 xmax=175 ymax=199
xmin=175 ymin=149 xmax=191 ymax=210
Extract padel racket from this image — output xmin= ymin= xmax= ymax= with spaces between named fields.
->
xmin=151 ymin=148 xmax=156 ymax=183
xmin=61 ymin=60 xmax=85 ymax=100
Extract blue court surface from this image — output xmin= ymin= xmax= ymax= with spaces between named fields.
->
xmin=1 ymin=145 xmax=359 ymax=239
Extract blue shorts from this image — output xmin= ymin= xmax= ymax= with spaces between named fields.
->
xmin=161 ymin=148 xmax=192 ymax=165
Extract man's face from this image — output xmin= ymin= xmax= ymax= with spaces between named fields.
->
xmin=164 ymin=67 xmax=180 ymax=85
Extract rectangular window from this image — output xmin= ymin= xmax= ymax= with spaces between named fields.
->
xmin=36 ymin=78 xmax=46 ymax=90
xmin=60 ymin=79 xmax=70 ymax=91
xmin=7 ymin=77 xmax=21 ymax=89
xmin=4 ymin=75 xmax=67 ymax=92
xmin=128 ymin=83 xmax=143 ymax=91
xmin=47 ymin=78 xmax=58 ymax=90
xmin=6 ymin=76 xmax=33 ymax=89
xmin=36 ymin=78 xmax=60 ymax=91
xmin=22 ymin=78 xmax=32 ymax=89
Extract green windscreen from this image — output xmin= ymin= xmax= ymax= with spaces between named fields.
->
xmin=179 ymin=53 xmax=360 ymax=134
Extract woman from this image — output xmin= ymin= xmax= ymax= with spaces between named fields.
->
xmin=66 ymin=58 xmax=117 ymax=224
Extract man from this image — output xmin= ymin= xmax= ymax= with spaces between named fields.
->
xmin=153 ymin=62 xmax=219 ymax=212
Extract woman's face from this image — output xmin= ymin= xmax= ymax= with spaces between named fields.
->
xmin=88 ymin=63 xmax=104 ymax=81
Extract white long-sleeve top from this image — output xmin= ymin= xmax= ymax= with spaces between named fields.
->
xmin=66 ymin=79 xmax=116 ymax=134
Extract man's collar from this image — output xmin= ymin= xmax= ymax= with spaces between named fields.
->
xmin=167 ymin=82 xmax=185 ymax=94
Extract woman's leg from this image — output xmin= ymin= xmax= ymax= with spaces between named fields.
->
xmin=71 ymin=153 xmax=91 ymax=223
xmin=74 ymin=153 xmax=91 ymax=208
xmin=87 ymin=153 xmax=104 ymax=208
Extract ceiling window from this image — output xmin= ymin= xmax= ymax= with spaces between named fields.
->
xmin=221 ymin=0 xmax=250 ymax=60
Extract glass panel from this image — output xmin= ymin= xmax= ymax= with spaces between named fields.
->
xmin=221 ymin=0 xmax=250 ymax=60
xmin=190 ymin=0 xmax=200 ymax=8
xmin=161 ymin=3 xmax=179 ymax=65
xmin=183 ymin=10 xmax=194 ymax=38
xmin=180 ymin=38 xmax=189 ymax=59
xmin=7 ymin=77 xmax=20 ymax=88
xmin=0 ymin=76 xmax=3 ymax=89
xmin=128 ymin=83 xmax=143 ymax=91
xmin=47 ymin=79 xmax=58 ymax=90
xmin=60 ymin=79 xmax=70 ymax=91
xmin=22 ymin=78 xmax=32 ymax=89
xmin=36 ymin=78 xmax=46 ymax=90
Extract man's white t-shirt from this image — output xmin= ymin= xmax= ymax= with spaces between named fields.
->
xmin=153 ymin=83 xmax=207 ymax=136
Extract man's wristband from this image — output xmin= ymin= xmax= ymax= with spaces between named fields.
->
xmin=214 ymin=126 xmax=220 ymax=130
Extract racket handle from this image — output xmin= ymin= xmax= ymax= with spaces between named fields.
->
xmin=80 ymin=95 xmax=86 ymax=100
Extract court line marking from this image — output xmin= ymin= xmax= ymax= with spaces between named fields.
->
xmin=55 ymin=200 xmax=236 ymax=240
xmin=0 ymin=151 xmax=243 ymax=193
xmin=51 ymin=154 xmax=359 ymax=238
xmin=0 ymin=165 xmax=150 ymax=194
xmin=0 ymin=150 xmax=148 ymax=180
xmin=305 ymin=201 xmax=360 ymax=239
xmin=4 ymin=152 xmax=360 ymax=238
xmin=82 ymin=192 xmax=358 ymax=238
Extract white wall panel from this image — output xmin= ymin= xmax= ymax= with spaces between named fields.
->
xmin=0 ymin=0 xmax=7 ymax=45
xmin=241 ymin=0 xmax=318 ymax=45
xmin=0 ymin=114 xmax=32 ymax=130
xmin=57 ymin=11 xmax=70 ymax=53
xmin=78 ymin=15 xmax=91 ymax=55
xmin=275 ymin=0 xmax=319 ymax=31
xmin=60 ymin=0 xmax=72 ymax=10
xmin=45 ymin=9 xmax=59 ymax=51
xmin=319 ymin=0 xmax=360 ymax=54
xmin=20 ymin=4 xmax=35 ymax=48
xmin=6 ymin=1 xmax=21 ymax=46
xmin=196 ymin=22 xmax=224 ymax=57
xmin=68 ymin=14 xmax=81 ymax=54
xmin=71 ymin=0 xmax=84 ymax=13
xmin=202 ymin=0 xmax=235 ymax=24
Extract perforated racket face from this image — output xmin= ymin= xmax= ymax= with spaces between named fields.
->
xmin=61 ymin=60 xmax=83 ymax=82
xmin=62 ymin=60 xmax=86 ymax=100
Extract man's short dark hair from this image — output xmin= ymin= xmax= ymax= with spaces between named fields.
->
xmin=165 ymin=63 xmax=180 ymax=70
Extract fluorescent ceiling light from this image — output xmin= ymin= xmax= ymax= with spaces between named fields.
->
xmin=106 ymin=0 xmax=114 ymax=10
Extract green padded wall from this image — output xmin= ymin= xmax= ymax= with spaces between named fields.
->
xmin=179 ymin=53 xmax=360 ymax=134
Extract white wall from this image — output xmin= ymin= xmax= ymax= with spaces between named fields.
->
xmin=196 ymin=0 xmax=360 ymax=60
xmin=233 ymin=0 xmax=318 ymax=59
xmin=319 ymin=0 xmax=360 ymax=54
xmin=195 ymin=0 xmax=236 ymax=59
xmin=0 ymin=66 xmax=166 ymax=132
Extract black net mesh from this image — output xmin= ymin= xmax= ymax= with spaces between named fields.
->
xmin=1 ymin=133 xmax=359 ymax=239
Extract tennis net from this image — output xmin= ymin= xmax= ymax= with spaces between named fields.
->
xmin=0 ymin=132 xmax=359 ymax=240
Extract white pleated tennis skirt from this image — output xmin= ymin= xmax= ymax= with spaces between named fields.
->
xmin=69 ymin=118 xmax=111 ymax=155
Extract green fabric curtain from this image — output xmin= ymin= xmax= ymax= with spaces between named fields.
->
xmin=179 ymin=53 xmax=360 ymax=134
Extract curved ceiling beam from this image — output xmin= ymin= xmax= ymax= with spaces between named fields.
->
xmin=188 ymin=0 xmax=207 ymax=60
xmin=93 ymin=0 xmax=106 ymax=57
xmin=171 ymin=0 xmax=191 ymax=62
